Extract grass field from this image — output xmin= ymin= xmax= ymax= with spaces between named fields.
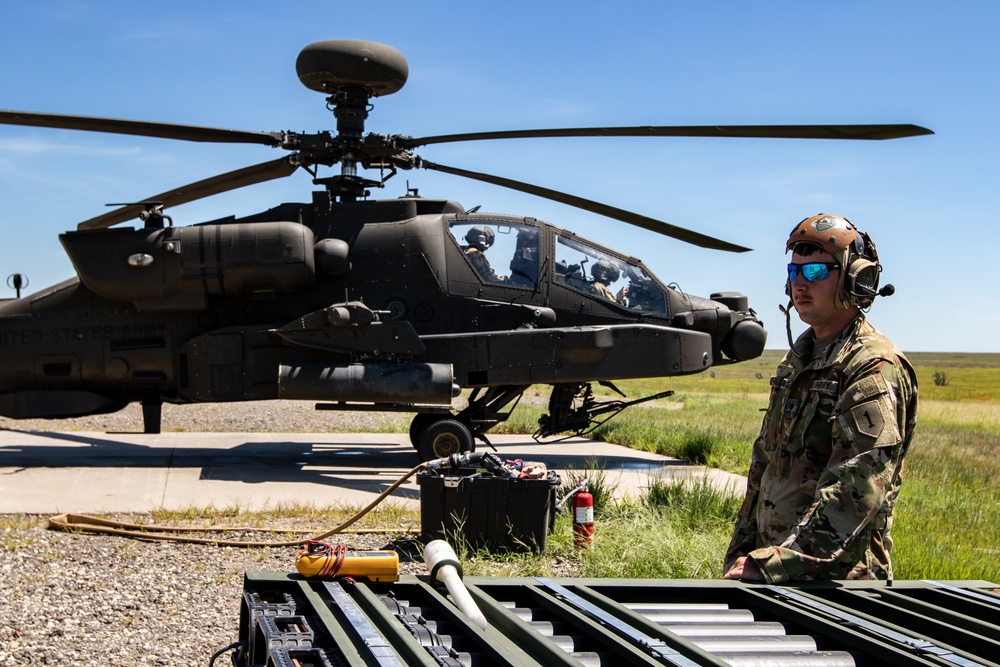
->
xmin=526 ymin=349 xmax=1000 ymax=582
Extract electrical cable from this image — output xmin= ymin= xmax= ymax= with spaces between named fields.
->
xmin=46 ymin=462 xmax=427 ymax=547
xmin=207 ymin=640 xmax=243 ymax=666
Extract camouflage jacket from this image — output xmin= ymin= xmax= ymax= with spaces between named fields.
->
xmin=724 ymin=315 xmax=918 ymax=582
xmin=592 ymin=281 xmax=623 ymax=305
xmin=465 ymin=247 xmax=503 ymax=283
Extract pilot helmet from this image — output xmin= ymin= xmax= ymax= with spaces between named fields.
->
xmin=786 ymin=213 xmax=882 ymax=309
xmin=465 ymin=225 xmax=497 ymax=252
xmin=465 ymin=226 xmax=493 ymax=251
xmin=592 ymin=260 xmax=620 ymax=284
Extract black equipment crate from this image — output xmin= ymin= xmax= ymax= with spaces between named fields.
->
xmin=417 ymin=469 xmax=560 ymax=552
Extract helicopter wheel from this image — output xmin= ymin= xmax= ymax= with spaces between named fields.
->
xmin=417 ymin=419 xmax=474 ymax=462
xmin=408 ymin=413 xmax=439 ymax=449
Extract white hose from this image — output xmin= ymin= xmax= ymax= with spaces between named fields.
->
xmin=422 ymin=539 xmax=488 ymax=630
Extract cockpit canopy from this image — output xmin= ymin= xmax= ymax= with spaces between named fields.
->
xmin=447 ymin=219 xmax=669 ymax=316
xmin=448 ymin=220 xmax=541 ymax=288
xmin=554 ymin=234 xmax=667 ymax=315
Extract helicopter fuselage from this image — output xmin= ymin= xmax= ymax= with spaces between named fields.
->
xmin=0 ymin=194 xmax=766 ymax=452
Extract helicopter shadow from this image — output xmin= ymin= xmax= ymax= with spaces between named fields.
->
xmin=0 ymin=429 xmax=426 ymax=501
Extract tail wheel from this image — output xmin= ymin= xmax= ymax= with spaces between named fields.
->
xmin=417 ymin=419 xmax=473 ymax=462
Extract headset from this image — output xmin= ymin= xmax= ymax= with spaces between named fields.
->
xmin=842 ymin=229 xmax=886 ymax=309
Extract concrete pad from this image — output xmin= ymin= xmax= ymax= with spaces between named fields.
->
xmin=0 ymin=429 xmax=745 ymax=514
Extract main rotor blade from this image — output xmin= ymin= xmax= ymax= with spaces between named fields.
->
xmin=77 ymin=157 xmax=300 ymax=230
xmin=402 ymin=124 xmax=933 ymax=148
xmin=420 ymin=160 xmax=750 ymax=252
xmin=0 ymin=110 xmax=283 ymax=146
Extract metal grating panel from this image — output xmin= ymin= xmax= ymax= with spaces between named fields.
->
xmin=235 ymin=573 xmax=1000 ymax=667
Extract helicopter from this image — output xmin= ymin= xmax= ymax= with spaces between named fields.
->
xmin=0 ymin=40 xmax=932 ymax=461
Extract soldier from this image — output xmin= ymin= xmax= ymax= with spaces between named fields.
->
xmin=590 ymin=260 xmax=623 ymax=304
xmin=508 ymin=226 xmax=540 ymax=286
xmin=723 ymin=214 xmax=918 ymax=582
xmin=464 ymin=226 xmax=504 ymax=283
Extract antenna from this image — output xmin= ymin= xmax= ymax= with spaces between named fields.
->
xmin=6 ymin=273 xmax=28 ymax=298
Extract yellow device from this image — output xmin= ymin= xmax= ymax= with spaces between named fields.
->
xmin=295 ymin=540 xmax=399 ymax=583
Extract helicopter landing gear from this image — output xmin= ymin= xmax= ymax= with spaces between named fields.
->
xmin=409 ymin=412 xmax=439 ymax=449
xmin=409 ymin=384 xmax=530 ymax=461
xmin=416 ymin=418 xmax=473 ymax=462
xmin=141 ymin=399 xmax=162 ymax=434
xmin=535 ymin=382 xmax=675 ymax=439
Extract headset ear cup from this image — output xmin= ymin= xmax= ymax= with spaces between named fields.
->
xmin=844 ymin=258 xmax=880 ymax=307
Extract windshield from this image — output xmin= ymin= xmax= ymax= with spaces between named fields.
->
xmin=448 ymin=221 xmax=541 ymax=287
xmin=555 ymin=234 xmax=668 ymax=315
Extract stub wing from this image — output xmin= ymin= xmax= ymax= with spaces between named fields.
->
xmin=420 ymin=324 xmax=713 ymax=387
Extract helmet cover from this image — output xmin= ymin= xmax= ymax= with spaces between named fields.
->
xmin=786 ymin=213 xmax=857 ymax=257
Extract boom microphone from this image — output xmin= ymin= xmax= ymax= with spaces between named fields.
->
xmin=878 ymin=284 xmax=895 ymax=298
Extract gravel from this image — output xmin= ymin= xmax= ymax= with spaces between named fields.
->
xmin=0 ymin=518 xmax=429 ymax=666
xmin=0 ymin=399 xmax=411 ymax=436
xmin=0 ymin=401 xmax=448 ymax=666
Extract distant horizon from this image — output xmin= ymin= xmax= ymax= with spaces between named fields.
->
xmin=763 ymin=348 xmax=1000 ymax=356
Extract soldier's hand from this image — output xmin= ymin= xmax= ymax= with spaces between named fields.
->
xmin=723 ymin=557 xmax=764 ymax=581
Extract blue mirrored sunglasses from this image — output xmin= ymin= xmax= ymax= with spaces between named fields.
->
xmin=787 ymin=262 xmax=840 ymax=282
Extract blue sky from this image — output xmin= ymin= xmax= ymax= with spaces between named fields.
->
xmin=0 ymin=2 xmax=996 ymax=352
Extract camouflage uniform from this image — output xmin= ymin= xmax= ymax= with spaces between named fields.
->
xmin=724 ymin=315 xmax=917 ymax=582
xmin=592 ymin=281 xmax=622 ymax=304
xmin=465 ymin=247 xmax=503 ymax=283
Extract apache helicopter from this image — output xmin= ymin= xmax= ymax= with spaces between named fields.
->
xmin=0 ymin=40 xmax=931 ymax=460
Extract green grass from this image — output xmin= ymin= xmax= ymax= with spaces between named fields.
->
xmin=590 ymin=394 xmax=763 ymax=474
xmin=345 ymin=351 xmax=1000 ymax=581
xmin=460 ymin=477 xmax=744 ymax=580
xmin=485 ymin=351 xmax=1000 ymax=582
xmin=611 ymin=352 xmax=1000 ymax=582
xmin=892 ymin=417 xmax=1000 ymax=581
xmin=0 ymin=514 xmax=40 ymax=551
xmin=466 ymin=405 xmax=1000 ymax=582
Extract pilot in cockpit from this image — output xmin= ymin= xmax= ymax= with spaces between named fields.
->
xmin=464 ymin=226 xmax=504 ymax=283
xmin=507 ymin=227 xmax=540 ymax=286
xmin=590 ymin=260 xmax=624 ymax=305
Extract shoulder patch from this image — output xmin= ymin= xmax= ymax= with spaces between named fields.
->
xmin=848 ymin=400 xmax=886 ymax=439
xmin=837 ymin=372 xmax=900 ymax=447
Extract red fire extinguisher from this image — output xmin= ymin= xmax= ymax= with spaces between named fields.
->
xmin=572 ymin=478 xmax=594 ymax=548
